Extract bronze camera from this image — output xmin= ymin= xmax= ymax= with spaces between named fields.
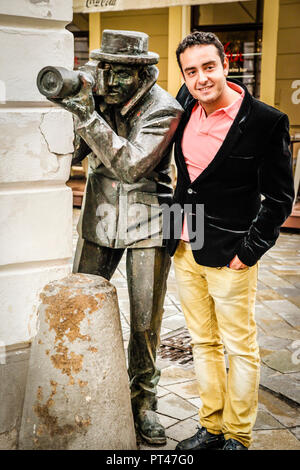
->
xmin=37 ymin=66 xmax=85 ymax=99
xmin=37 ymin=63 xmax=110 ymax=99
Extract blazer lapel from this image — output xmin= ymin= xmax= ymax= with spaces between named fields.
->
xmin=175 ymin=98 xmax=196 ymax=184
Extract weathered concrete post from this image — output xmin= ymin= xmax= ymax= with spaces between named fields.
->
xmin=18 ymin=274 xmax=137 ymax=450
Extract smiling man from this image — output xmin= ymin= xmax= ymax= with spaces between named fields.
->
xmin=167 ymin=32 xmax=294 ymax=450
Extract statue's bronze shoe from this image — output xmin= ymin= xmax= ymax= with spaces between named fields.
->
xmin=135 ymin=409 xmax=166 ymax=445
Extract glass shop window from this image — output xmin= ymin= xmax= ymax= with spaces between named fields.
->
xmin=213 ymin=29 xmax=262 ymax=98
xmin=73 ymin=34 xmax=89 ymax=70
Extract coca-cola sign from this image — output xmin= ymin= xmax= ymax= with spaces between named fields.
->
xmin=74 ymin=0 xmax=242 ymax=13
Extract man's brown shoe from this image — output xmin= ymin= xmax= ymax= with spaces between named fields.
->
xmin=176 ymin=426 xmax=225 ymax=450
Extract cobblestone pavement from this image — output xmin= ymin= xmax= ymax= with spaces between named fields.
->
xmin=72 ymin=209 xmax=300 ymax=450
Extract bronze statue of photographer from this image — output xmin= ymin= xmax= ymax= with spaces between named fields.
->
xmin=37 ymin=30 xmax=183 ymax=445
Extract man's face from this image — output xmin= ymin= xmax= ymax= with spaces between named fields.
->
xmin=180 ymin=44 xmax=229 ymax=108
xmin=101 ymin=63 xmax=140 ymax=105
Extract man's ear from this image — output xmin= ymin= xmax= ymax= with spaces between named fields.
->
xmin=223 ymin=56 xmax=229 ymax=77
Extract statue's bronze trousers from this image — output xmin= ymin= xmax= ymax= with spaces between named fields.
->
xmin=76 ymin=240 xmax=171 ymax=410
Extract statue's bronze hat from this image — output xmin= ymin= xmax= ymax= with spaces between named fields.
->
xmin=90 ymin=29 xmax=159 ymax=65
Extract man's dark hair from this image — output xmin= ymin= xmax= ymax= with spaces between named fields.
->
xmin=176 ymin=31 xmax=225 ymax=72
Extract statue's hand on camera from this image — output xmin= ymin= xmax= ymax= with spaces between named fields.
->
xmin=51 ymin=72 xmax=95 ymax=122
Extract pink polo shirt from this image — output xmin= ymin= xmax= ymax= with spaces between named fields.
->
xmin=181 ymin=81 xmax=244 ymax=241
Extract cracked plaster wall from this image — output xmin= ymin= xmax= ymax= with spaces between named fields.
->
xmin=0 ymin=0 xmax=74 ymax=447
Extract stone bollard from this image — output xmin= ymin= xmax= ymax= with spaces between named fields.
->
xmin=18 ymin=273 xmax=137 ymax=450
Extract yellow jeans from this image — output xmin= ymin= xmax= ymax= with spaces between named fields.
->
xmin=173 ymin=241 xmax=260 ymax=448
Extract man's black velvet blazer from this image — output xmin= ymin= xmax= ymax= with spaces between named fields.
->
xmin=166 ymin=78 xmax=294 ymax=267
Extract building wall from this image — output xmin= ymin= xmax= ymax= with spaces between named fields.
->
xmin=275 ymin=0 xmax=300 ymax=134
xmin=197 ymin=0 xmax=257 ymax=24
xmin=0 ymin=0 xmax=73 ymax=449
xmin=101 ymin=8 xmax=169 ymax=90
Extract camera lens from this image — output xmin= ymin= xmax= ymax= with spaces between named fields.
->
xmin=37 ymin=66 xmax=81 ymax=99
xmin=40 ymin=70 xmax=62 ymax=96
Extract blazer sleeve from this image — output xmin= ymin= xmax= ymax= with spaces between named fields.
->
xmin=237 ymin=114 xmax=295 ymax=266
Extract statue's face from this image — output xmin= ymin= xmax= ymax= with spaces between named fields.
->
xmin=101 ymin=63 xmax=140 ymax=105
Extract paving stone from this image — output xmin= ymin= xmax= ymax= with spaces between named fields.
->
xmin=258 ymin=270 xmax=293 ymax=288
xmin=260 ymin=365 xmax=300 ymax=405
xmin=120 ymin=311 xmax=130 ymax=323
xmin=282 ymin=296 xmax=300 ymax=309
xmin=160 ymin=327 xmax=172 ymax=336
xmin=157 ymin=385 xmax=170 ymax=398
xmin=188 ymin=398 xmax=202 ymax=409
xmin=271 ymin=328 xmax=300 ymax=341
xmin=120 ymin=315 xmax=130 ymax=328
xmin=159 ymin=365 xmax=196 ymax=386
xmin=255 ymin=303 xmax=279 ymax=322
xmin=262 ymin=349 xmax=300 ymax=373
xmin=258 ymin=388 xmax=300 ymax=427
xmin=257 ymin=334 xmax=292 ymax=351
xmin=157 ymin=393 xmax=198 ymax=420
xmin=166 ymin=418 xmax=200 ymax=442
xmin=191 ymin=414 xmax=200 ymax=422
xmin=156 ymin=356 xmax=177 ymax=370
xmin=253 ymin=410 xmax=284 ymax=430
xmin=121 ymin=329 xmax=130 ymax=341
xmin=163 ymin=307 xmax=183 ymax=318
xmin=162 ymin=314 xmax=186 ymax=331
xmin=257 ymin=280 xmax=267 ymax=290
xmin=256 ymin=316 xmax=300 ymax=341
xmin=268 ymin=250 xmax=299 ymax=258
xmin=262 ymin=299 xmax=300 ymax=328
xmin=164 ymin=380 xmax=199 ymax=400
xmin=290 ymin=427 xmax=300 ymax=440
xmin=259 ymin=347 xmax=275 ymax=360
xmin=116 ymin=288 xmax=128 ymax=302
xmin=166 ymin=293 xmax=181 ymax=305
xmin=163 ymin=295 xmax=178 ymax=306
xmin=256 ymin=324 xmax=267 ymax=337
xmin=272 ymin=287 xmax=300 ymax=307
xmin=272 ymin=264 xmax=299 ymax=276
xmin=280 ymin=275 xmax=300 ymax=290
xmin=250 ymin=429 xmax=300 ymax=450
xmin=118 ymin=299 xmax=130 ymax=308
xmin=256 ymin=289 xmax=284 ymax=302
xmin=157 ymin=413 xmax=178 ymax=429
xmin=166 ymin=284 xmax=181 ymax=295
